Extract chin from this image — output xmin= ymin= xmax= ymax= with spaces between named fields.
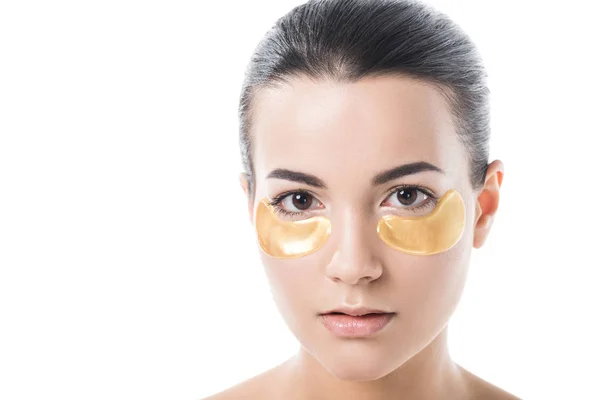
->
xmin=314 ymin=344 xmax=403 ymax=381
xmin=323 ymin=358 xmax=399 ymax=381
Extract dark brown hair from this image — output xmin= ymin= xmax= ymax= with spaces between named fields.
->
xmin=239 ymin=0 xmax=491 ymax=204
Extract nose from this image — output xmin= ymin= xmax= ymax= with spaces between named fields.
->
xmin=325 ymin=213 xmax=384 ymax=285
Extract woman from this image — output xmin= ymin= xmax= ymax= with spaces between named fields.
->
xmin=207 ymin=0 xmax=518 ymax=398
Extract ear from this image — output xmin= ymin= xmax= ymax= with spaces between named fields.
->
xmin=239 ymin=172 xmax=254 ymax=224
xmin=473 ymin=159 xmax=504 ymax=249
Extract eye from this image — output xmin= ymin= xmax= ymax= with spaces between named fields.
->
xmin=269 ymin=190 xmax=324 ymax=219
xmin=269 ymin=185 xmax=437 ymax=219
xmin=381 ymin=185 xmax=437 ymax=213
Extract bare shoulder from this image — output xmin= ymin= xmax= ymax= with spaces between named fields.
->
xmin=459 ymin=365 xmax=522 ymax=400
xmin=200 ymin=361 xmax=287 ymax=400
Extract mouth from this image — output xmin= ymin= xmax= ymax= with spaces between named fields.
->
xmin=319 ymin=306 xmax=394 ymax=317
xmin=326 ymin=311 xmax=391 ymax=316
xmin=319 ymin=312 xmax=396 ymax=337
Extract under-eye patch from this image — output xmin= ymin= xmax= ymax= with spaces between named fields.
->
xmin=254 ymin=198 xmax=332 ymax=259
xmin=376 ymin=189 xmax=466 ymax=255
xmin=254 ymin=188 xmax=465 ymax=259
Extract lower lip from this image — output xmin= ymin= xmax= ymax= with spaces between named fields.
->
xmin=320 ymin=313 xmax=395 ymax=337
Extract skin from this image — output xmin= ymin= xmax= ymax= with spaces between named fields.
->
xmin=205 ymin=75 xmax=518 ymax=399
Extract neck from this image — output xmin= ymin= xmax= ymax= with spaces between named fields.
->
xmin=280 ymin=325 xmax=469 ymax=400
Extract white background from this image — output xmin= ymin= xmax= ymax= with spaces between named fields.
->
xmin=1 ymin=1 xmax=598 ymax=399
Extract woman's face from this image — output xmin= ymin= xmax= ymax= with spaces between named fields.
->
xmin=242 ymin=75 xmax=481 ymax=380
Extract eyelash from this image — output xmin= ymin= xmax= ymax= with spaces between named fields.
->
xmin=268 ymin=184 xmax=438 ymax=218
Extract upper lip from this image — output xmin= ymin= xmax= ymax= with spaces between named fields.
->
xmin=320 ymin=306 xmax=394 ymax=316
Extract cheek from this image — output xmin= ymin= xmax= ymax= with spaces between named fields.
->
xmin=260 ymin=254 xmax=319 ymax=319
xmin=386 ymin=224 xmax=472 ymax=326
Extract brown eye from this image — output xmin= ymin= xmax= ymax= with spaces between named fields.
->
xmin=275 ymin=191 xmax=323 ymax=214
xmin=382 ymin=186 xmax=432 ymax=212
xmin=291 ymin=192 xmax=313 ymax=210
xmin=396 ymin=188 xmax=419 ymax=206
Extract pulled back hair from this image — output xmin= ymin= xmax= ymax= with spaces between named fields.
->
xmin=238 ymin=0 xmax=491 ymax=204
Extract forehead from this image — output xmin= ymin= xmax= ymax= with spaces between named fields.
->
xmin=251 ymin=75 xmax=465 ymax=191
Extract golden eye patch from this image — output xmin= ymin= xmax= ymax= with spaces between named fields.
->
xmin=376 ymin=189 xmax=466 ymax=255
xmin=254 ymin=198 xmax=332 ymax=259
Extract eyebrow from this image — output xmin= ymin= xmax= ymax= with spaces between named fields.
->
xmin=266 ymin=161 xmax=445 ymax=189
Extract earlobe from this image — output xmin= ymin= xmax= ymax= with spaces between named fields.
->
xmin=239 ymin=172 xmax=254 ymax=223
xmin=239 ymin=172 xmax=249 ymax=196
xmin=473 ymin=160 xmax=504 ymax=249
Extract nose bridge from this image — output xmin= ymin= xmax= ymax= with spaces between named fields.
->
xmin=325 ymin=207 xmax=383 ymax=284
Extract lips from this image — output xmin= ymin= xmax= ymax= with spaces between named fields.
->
xmin=320 ymin=306 xmax=392 ymax=317
xmin=320 ymin=312 xmax=395 ymax=337
xmin=327 ymin=311 xmax=386 ymax=316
